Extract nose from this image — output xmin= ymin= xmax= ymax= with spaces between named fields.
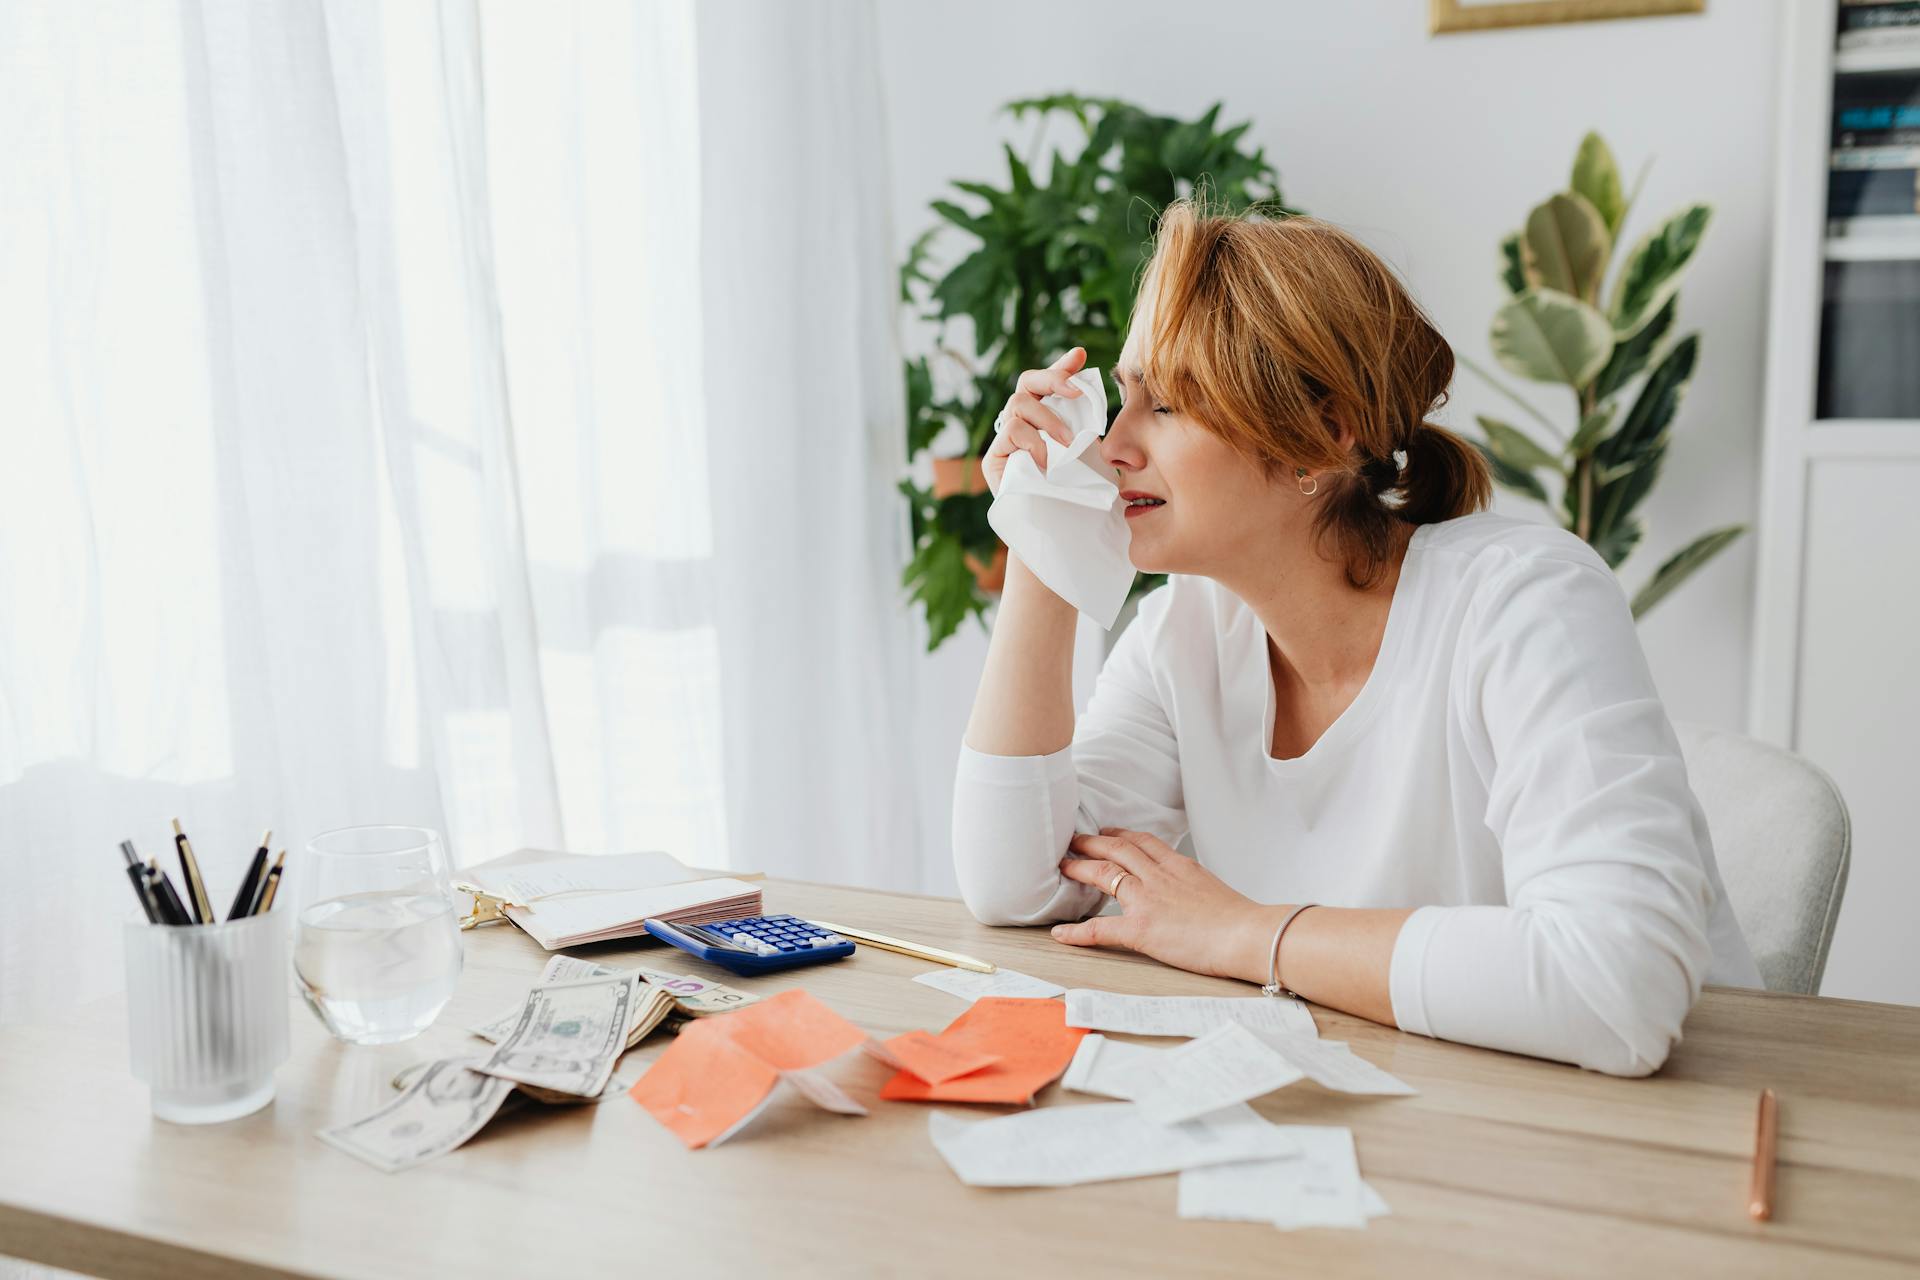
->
xmin=1098 ymin=400 xmax=1149 ymax=478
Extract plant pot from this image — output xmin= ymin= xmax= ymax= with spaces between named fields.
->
xmin=930 ymin=455 xmax=988 ymax=499
xmin=966 ymin=544 xmax=1008 ymax=594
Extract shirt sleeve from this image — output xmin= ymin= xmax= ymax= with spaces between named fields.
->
xmin=952 ymin=587 xmax=1188 ymax=926
xmin=1387 ymin=544 xmax=1716 ymax=1077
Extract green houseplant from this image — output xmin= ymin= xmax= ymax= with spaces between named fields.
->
xmin=899 ymin=94 xmax=1295 ymax=649
xmin=1467 ymin=131 xmax=1744 ymax=618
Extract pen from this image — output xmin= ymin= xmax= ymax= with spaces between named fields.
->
xmin=119 ymin=840 xmax=162 ymax=924
xmin=145 ymin=857 xmax=193 ymax=927
xmin=807 ymin=920 xmax=996 ymax=974
xmin=226 ymin=829 xmax=272 ymax=921
xmin=253 ymin=850 xmax=287 ymax=914
xmin=171 ymin=818 xmax=214 ymax=924
xmin=1748 ymin=1087 xmax=1778 ymax=1221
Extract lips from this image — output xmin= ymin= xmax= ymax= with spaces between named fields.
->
xmin=1119 ymin=489 xmax=1166 ymax=519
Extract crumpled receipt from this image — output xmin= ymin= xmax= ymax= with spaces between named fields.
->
xmin=987 ymin=365 xmax=1134 ymax=628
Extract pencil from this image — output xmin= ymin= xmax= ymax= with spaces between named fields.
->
xmin=1749 ymin=1087 xmax=1778 ymax=1221
xmin=171 ymin=818 xmax=214 ymax=924
xmin=253 ymin=850 xmax=287 ymax=914
xmin=808 ymin=919 xmax=996 ymax=974
xmin=226 ymin=829 xmax=272 ymax=921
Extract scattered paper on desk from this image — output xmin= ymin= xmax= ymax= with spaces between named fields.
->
xmin=929 ymin=1101 xmax=1299 ymax=1187
xmin=867 ymin=1030 xmax=1002 ymax=1085
xmin=629 ymin=988 xmax=870 ymax=1148
xmin=320 ymin=1058 xmax=516 ymax=1174
xmin=1248 ymin=1030 xmax=1417 ymax=1096
xmin=914 ymin=967 xmax=1065 ymax=1002
xmin=1061 ymin=1033 xmax=1168 ymax=1100
xmin=1361 ymin=1181 xmax=1391 ymax=1218
xmin=1177 ymin=1126 xmax=1368 ymax=1230
xmin=878 ymin=997 xmax=1086 ymax=1104
xmin=1119 ymin=1022 xmax=1307 ymax=1125
xmin=1064 ymin=990 xmax=1318 ymax=1039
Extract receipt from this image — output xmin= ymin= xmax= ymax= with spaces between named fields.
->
xmin=1060 ymin=1033 xmax=1168 ymax=1100
xmin=929 ymin=1102 xmax=1299 ymax=1188
xmin=1178 ymin=1126 xmax=1369 ymax=1230
xmin=1249 ymin=1031 xmax=1417 ymax=1096
xmin=1118 ymin=1023 xmax=1307 ymax=1125
xmin=912 ymin=968 xmax=1065 ymax=1003
xmin=1064 ymin=990 xmax=1319 ymax=1039
xmin=987 ymin=365 xmax=1134 ymax=628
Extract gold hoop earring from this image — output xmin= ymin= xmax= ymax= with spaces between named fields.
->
xmin=1295 ymin=466 xmax=1318 ymax=497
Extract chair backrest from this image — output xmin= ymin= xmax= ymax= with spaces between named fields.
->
xmin=1675 ymin=721 xmax=1851 ymax=995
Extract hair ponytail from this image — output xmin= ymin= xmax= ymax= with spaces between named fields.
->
xmin=1395 ymin=421 xmax=1491 ymax=526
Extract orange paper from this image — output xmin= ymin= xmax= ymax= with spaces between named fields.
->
xmin=629 ymin=988 xmax=869 ymax=1148
xmin=869 ymin=1029 xmax=1002 ymax=1086
xmin=878 ymin=997 xmax=1086 ymax=1104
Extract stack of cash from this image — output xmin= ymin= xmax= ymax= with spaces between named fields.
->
xmin=319 ymin=957 xmax=758 ymax=1173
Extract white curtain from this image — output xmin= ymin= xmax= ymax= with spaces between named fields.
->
xmin=0 ymin=0 xmax=917 ymax=1025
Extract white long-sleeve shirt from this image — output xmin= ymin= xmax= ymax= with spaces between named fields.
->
xmin=952 ymin=512 xmax=1761 ymax=1077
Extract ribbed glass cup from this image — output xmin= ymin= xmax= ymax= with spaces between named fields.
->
xmin=124 ymin=911 xmax=291 ymax=1124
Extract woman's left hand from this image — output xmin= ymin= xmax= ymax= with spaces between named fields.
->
xmin=1052 ymin=828 xmax=1274 ymax=981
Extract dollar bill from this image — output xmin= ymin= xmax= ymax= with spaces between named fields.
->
xmin=468 ymin=955 xmax=757 ymax=1043
xmin=632 ymin=964 xmax=759 ymax=1017
xmin=320 ymin=1057 xmax=516 ymax=1174
xmin=473 ymin=971 xmax=638 ymax=1098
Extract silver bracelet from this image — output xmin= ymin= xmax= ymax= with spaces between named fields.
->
xmin=1261 ymin=903 xmax=1318 ymax=999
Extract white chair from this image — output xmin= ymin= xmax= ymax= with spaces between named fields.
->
xmin=1675 ymin=721 xmax=1852 ymax=995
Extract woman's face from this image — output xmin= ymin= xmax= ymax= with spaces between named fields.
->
xmin=1098 ymin=331 xmax=1305 ymax=579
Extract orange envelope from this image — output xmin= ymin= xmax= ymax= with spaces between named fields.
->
xmin=878 ymin=997 xmax=1086 ymax=1105
xmin=629 ymin=988 xmax=869 ymax=1148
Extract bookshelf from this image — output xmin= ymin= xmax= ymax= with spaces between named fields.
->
xmin=1750 ymin=0 xmax=1920 ymax=1005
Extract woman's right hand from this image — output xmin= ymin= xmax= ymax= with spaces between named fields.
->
xmin=982 ymin=347 xmax=1088 ymax=496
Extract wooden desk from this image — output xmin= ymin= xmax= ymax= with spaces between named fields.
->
xmin=1 ymin=879 xmax=1916 ymax=1279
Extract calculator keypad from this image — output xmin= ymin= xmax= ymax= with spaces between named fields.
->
xmin=707 ymin=914 xmax=846 ymax=956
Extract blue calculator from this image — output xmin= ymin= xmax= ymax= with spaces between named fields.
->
xmin=642 ymin=913 xmax=855 ymax=976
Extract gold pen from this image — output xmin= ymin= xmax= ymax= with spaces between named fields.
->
xmin=808 ymin=920 xmax=996 ymax=974
xmin=171 ymin=818 xmax=214 ymax=924
xmin=254 ymin=850 xmax=288 ymax=914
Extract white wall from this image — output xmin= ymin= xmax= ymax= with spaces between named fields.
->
xmin=879 ymin=0 xmax=1783 ymax=897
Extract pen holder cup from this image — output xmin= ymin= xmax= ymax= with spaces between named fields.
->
xmin=124 ymin=912 xmax=291 ymax=1124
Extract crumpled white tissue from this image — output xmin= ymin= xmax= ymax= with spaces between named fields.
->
xmin=987 ymin=366 xmax=1134 ymax=629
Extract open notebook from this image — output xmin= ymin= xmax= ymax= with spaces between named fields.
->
xmin=460 ymin=849 xmax=761 ymax=950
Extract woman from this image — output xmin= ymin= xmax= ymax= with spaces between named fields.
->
xmin=953 ymin=201 xmax=1760 ymax=1077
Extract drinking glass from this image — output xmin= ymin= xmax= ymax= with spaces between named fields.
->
xmin=293 ymin=825 xmax=463 ymax=1045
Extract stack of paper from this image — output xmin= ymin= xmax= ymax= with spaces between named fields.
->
xmin=461 ymin=848 xmax=763 ymax=950
xmin=506 ymin=878 xmax=763 ymax=949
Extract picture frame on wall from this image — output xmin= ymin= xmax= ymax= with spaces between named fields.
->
xmin=1430 ymin=0 xmax=1705 ymax=35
